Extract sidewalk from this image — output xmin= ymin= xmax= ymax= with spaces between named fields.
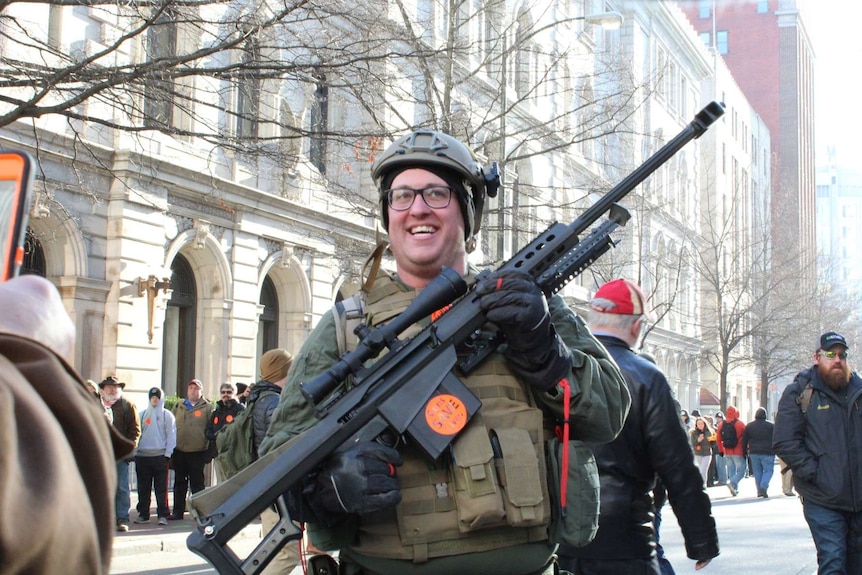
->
xmin=113 ymin=490 xmax=262 ymax=558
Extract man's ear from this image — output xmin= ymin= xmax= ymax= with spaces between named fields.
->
xmin=631 ymin=317 xmax=643 ymax=340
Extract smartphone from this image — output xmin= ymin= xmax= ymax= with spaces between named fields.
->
xmin=0 ymin=150 xmax=34 ymax=282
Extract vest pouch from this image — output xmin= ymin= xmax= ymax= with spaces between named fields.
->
xmin=492 ymin=428 xmax=546 ymax=527
xmin=451 ymin=420 xmax=506 ymax=532
xmin=546 ymin=437 xmax=600 ymax=547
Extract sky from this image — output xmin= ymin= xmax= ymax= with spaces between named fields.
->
xmin=803 ymin=0 xmax=862 ymax=167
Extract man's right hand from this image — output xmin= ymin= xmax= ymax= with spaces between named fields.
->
xmin=316 ymin=442 xmax=402 ymax=515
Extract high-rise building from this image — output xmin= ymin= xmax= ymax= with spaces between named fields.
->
xmin=677 ymin=0 xmax=816 ymax=276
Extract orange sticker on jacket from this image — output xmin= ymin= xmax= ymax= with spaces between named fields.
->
xmin=194 ymin=410 xmax=202 ymax=417
xmin=226 ymin=415 xmax=234 ymax=423
xmin=424 ymin=394 xmax=468 ymax=436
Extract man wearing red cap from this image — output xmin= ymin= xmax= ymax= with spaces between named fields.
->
xmin=559 ymin=278 xmax=719 ymax=574
xmin=774 ymin=331 xmax=862 ymax=574
xmin=169 ymin=378 xmax=212 ymax=520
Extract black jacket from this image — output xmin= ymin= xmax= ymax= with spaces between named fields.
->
xmin=249 ymin=381 xmax=282 ymax=453
xmin=560 ymin=335 xmax=718 ymax=563
xmin=773 ymin=366 xmax=862 ymax=511
xmin=741 ymin=408 xmax=774 ymax=456
xmin=205 ymin=399 xmax=245 ymax=440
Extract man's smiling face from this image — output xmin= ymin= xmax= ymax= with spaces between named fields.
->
xmin=386 ymin=168 xmax=467 ymax=288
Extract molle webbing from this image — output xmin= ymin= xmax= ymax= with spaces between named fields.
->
xmin=336 ymin=273 xmax=550 ymax=561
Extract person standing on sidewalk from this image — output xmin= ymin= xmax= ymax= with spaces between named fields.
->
xmin=774 ymin=331 xmax=862 ymax=574
xmin=716 ymin=405 xmax=746 ymax=496
xmin=170 ymin=378 xmax=212 ymax=520
xmin=134 ymin=387 xmax=177 ymax=525
xmin=99 ymin=375 xmax=140 ymax=532
xmin=741 ymin=407 xmax=775 ymax=498
xmin=710 ymin=412 xmax=728 ymax=486
xmin=206 ymin=381 xmax=244 ymax=483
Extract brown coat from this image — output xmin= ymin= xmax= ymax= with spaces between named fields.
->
xmin=0 ymin=333 xmax=134 ymax=574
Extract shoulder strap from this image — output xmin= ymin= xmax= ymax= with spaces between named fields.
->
xmin=332 ymin=242 xmax=392 ymax=355
xmin=334 ymin=292 xmax=367 ymax=356
xmin=797 ymin=383 xmax=815 ymax=415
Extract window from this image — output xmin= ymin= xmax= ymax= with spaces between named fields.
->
xmin=699 ymin=32 xmax=710 ymax=48
xmin=235 ymin=38 xmax=261 ymax=139
xmin=756 ymin=1 xmax=768 ymax=14
xmin=258 ymin=276 xmax=279 ymax=357
xmin=143 ymin=10 xmax=177 ymax=128
xmin=716 ymin=30 xmax=729 ymax=55
xmin=21 ymin=228 xmax=45 ymax=277
xmin=162 ymin=254 xmax=197 ymax=398
xmin=309 ymin=70 xmax=328 ymax=175
xmin=699 ymin=0 xmax=710 ymax=18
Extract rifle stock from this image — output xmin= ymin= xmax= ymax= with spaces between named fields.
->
xmin=187 ymin=101 xmax=724 ymax=574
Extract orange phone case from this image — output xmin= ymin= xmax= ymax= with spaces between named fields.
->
xmin=0 ymin=151 xmax=34 ymax=281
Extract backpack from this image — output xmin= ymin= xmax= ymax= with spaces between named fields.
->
xmin=214 ymin=390 xmax=278 ymax=480
xmin=720 ymin=420 xmax=738 ymax=449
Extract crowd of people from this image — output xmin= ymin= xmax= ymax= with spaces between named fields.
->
xmin=3 ymin=128 xmax=856 ymax=575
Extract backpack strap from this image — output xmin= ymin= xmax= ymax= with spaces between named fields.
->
xmin=333 ymin=242 xmax=389 ymax=355
xmin=797 ymin=383 xmax=815 ymax=415
xmin=334 ymin=293 xmax=367 ymax=357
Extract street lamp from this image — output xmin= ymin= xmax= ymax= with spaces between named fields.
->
xmin=577 ymin=11 xmax=624 ymax=30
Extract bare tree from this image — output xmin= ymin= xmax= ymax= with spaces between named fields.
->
xmin=1 ymin=0 xmax=649 ymax=270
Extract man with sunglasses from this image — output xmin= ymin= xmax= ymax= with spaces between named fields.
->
xmin=774 ymin=331 xmax=862 ymax=574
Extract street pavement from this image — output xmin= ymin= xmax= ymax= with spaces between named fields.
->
xmin=112 ymin=469 xmax=818 ymax=574
xmin=660 ymin=475 xmax=817 ymax=574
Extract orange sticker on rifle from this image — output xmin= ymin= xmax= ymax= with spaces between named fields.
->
xmin=424 ymin=394 xmax=468 ymax=436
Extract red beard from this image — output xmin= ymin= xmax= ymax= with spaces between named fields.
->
xmin=819 ymin=363 xmax=849 ymax=390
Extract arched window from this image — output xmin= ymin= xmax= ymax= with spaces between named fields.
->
xmin=20 ymin=227 xmax=46 ymax=277
xmin=257 ymin=275 xmax=279 ymax=358
xmin=162 ymin=253 xmax=197 ymax=397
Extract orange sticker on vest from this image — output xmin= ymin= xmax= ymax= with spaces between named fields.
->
xmin=424 ymin=394 xmax=468 ymax=436
xmin=194 ymin=410 xmax=202 ymax=417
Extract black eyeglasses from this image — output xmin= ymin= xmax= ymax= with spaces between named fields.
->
xmin=820 ymin=350 xmax=849 ymax=360
xmin=386 ymin=187 xmax=453 ymax=211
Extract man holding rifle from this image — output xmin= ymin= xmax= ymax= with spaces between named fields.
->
xmin=258 ymin=130 xmax=631 ymax=575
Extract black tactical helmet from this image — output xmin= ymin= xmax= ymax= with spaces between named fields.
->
xmin=371 ymin=130 xmax=499 ymax=241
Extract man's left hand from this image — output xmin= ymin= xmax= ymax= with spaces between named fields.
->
xmin=475 ymin=270 xmax=549 ymax=351
xmin=476 ymin=270 xmax=571 ymax=391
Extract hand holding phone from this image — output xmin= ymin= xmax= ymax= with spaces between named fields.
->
xmin=0 ymin=150 xmax=34 ymax=282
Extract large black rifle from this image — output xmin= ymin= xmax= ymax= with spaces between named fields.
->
xmin=186 ymin=101 xmax=725 ymax=574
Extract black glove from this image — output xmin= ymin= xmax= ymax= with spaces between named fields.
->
xmin=475 ymin=270 xmax=571 ymax=391
xmin=313 ymin=442 xmax=403 ymax=517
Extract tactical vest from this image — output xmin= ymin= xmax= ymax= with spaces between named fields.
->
xmin=333 ymin=273 xmax=551 ymax=562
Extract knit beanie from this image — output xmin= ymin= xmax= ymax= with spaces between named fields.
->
xmin=260 ymin=349 xmax=293 ymax=383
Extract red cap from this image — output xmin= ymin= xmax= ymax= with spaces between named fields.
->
xmin=590 ymin=279 xmax=653 ymax=319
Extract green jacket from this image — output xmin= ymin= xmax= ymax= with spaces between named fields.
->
xmin=173 ymin=398 xmax=213 ymax=452
xmin=260 ymin=280 xmax=628 ymax=454
xmin=258 ymin=274 xmax=630 ymax=571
